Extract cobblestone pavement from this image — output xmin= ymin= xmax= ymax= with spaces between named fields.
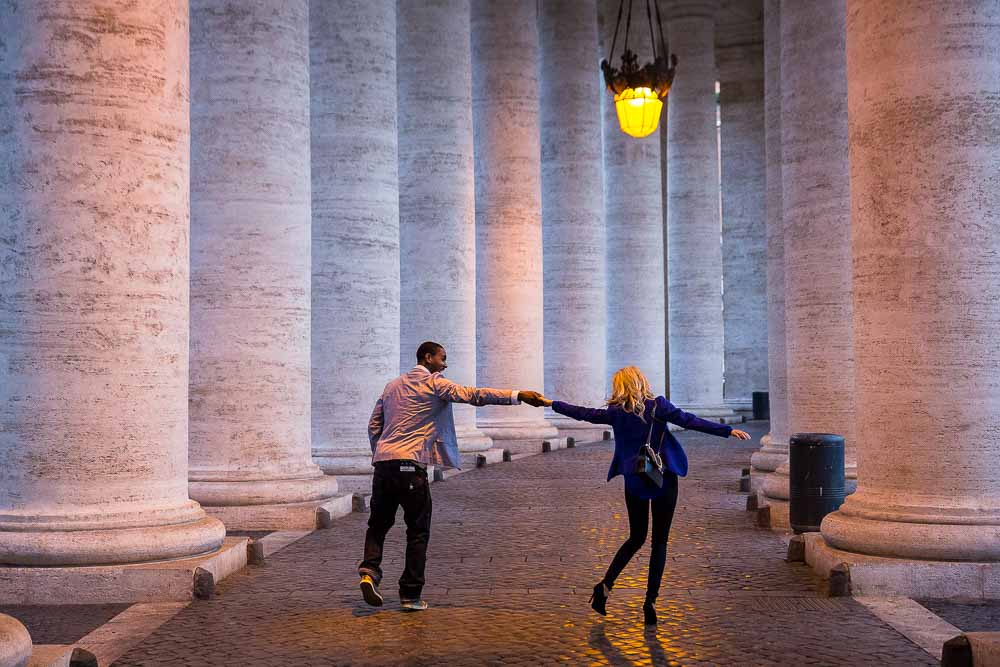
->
xmin=919 ymin=599 xmax=1000 ymax=633
xmin=114 ymin=420 xmax=935 ymax=666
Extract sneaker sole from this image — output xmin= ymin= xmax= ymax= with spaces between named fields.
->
xmin=360 ymin=580 xmax=383 ymax=607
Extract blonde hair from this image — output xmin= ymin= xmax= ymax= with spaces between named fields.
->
xmin=607 ymin=366 xmax=655 ymax=419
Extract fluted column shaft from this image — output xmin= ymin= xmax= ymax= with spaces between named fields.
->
xmin=599 ymin=0 xmax=666 ymax=393
xmin=397 ymin=0 xmax=493 ymax=456
xmin=753 ymin=0 xmax=790 ymax=481
xmin=540 ymin=0 xmax=608 ymax=441
xmin=822 ymin=0 xmax=1000 ymax=561
xmin=719 ymin=42 xmax=767 ymax=415
xmin=188 ymin=0 xmax=338 ymax=518
xmin=780 ymin=0 xmax=856 ymax=488
xmin=311 ymin=0 xmax=400 ymax=490
xmin=0 ymin=0 xmax=224 ymax=565
xmin=666 ymin=0 xmax=729 ymax=414
xmin=472 ymin=0 xmax=558 ymax=453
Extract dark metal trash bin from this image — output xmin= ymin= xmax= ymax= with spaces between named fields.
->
xmin=789 ymin=433 xmax=846 ymax=534
xmin=752 ymin=392 xmax=769 ymax=420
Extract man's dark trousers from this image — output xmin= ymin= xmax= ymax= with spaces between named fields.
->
xmin=359 ymin=460 xmax=433 ymax=599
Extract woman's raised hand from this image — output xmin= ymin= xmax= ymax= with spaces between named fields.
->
xmin=730 ymin=429 xmax=751 ymax=440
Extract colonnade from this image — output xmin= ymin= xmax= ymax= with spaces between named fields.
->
xmin=4 ymin=0 xmax=994 ymax=596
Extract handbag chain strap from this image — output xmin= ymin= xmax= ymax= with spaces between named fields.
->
xmin=644 ymin=403 xmax=664 ymax=470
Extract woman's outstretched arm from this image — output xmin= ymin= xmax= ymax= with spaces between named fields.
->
xmin=655 ymin=396 xmax=750 ymax=438
xmin=548 ymin=400 xmax=614 ymax=425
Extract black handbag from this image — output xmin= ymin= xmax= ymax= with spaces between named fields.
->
xmin=633 ymin=405 xmax=665 ymax=488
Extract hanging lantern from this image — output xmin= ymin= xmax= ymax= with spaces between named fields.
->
xmin=600 ymin=0 xmax=678 ymax=139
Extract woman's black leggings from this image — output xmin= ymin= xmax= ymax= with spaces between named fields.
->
xmin=601 ymin=473 xmax=679 ymax=603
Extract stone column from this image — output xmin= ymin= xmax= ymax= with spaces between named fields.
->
xmin=0 ymin=0 xmax=225 ymax=565
xmin=718 ymin=36 xmax=767 ymax=417
xmin=540 ymin=0 xmax=608 ymax=443
xmin=187 ymin=0 xmax=340 ymax=528
xmin=311 ymin=0 xmax=400 ymax=492
xmin=752 ymin=0 xmax=790 ymax=495
xmin=598 ymin=0 xmax=666 ymax=395
xmin=397 ymin=0 xmax=499 ymax=465
xmin=666 ymin=0 xmax=733 ymax=418
xmin=821 ymin=0 xmax=1000 ymax=564
xmin=779 ymin=0 xmax=856 ymax=509
xmin=472 ymin=0 xmax=560 ymax=454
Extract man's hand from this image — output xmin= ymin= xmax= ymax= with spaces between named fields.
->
xmin=730 ymin=429 xmax=751 ymax=440
xmin=517 ymin=390 xmax=546 ymax=407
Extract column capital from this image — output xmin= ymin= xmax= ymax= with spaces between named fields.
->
xmin=664 ymin=0 xmax=719 ymax=21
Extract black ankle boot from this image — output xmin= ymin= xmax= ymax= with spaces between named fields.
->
xmin=589 ymin=582 xmax=609 ymax=616
xmin=642 ymin=601 xmax=657 ymax=626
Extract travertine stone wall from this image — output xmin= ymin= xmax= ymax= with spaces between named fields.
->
xmin=187 ymin=0 xmax=338 ymax=514
xmin=780 ymin=0 xmax=856 ymax=487
xmin=310 ymin=0 xmax=400 ymax=490
xmin=752 ymin=0 xmax=789 ymax=479
xmin=0 ymin=0 xmax=225 ymax=565
xmin=598 ymin=0 xmax=667 ymax=395
xmin=471 ymin=0 xmax=559 ymax=453
xmin=540 ymin=0 xmax=608 ymax=440
xmin=665 ymin=0 xmax=729 ymax=414
xmin=397 ymin=0 xmax=493 ymax=454
xmin=718 ymin=42 xmax=767 ymax=414
xmin=822 ymin=0 xmax=1000 ymax=561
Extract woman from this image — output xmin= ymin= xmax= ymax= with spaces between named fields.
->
xmin=539 ymin=366 xmax=750 ymax=626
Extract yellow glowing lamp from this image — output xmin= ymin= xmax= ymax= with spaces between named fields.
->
xmin=614 ymin=86 xmax=663 ymax=138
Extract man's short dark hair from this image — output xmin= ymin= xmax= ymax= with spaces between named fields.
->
xmin=416 ymin=341 xmax=444 ymax=363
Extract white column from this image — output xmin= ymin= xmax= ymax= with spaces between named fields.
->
xmin=666 ymin=0 xmax=732 ymax=418
xmin=397 ymin=0 xmax=496 ymax=461
xmin=540 ymin=0 xmax=608 ymax=443
xmin=472 ymin=0 xmax=559 ymax=454
xmin=718 ymin=39 xmax=767 ymax=417
xmin=752 ymin=0 xmax=790 ymax=494
xmin=187 ymin=0 xmax=339 ymax=527
xmin=0 ymin=0 xmax=225 ymax=565
xmin=598 ymin=0 xmax=666 ymax=395
xmin=780 ymin=0 xmax=856 ymax=497
xmin=821 ymin=0 xmax=1000 ymax=563
xmin=311 ymin=0 xmax=400 ymax=492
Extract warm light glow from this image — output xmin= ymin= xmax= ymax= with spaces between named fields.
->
xmin=613 ymin=86 xmax=663 ymax=138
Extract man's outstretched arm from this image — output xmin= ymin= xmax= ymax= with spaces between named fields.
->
xmin=432 ymin=376 xmax=544 ymax=407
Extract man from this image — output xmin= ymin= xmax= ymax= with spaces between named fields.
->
xmin=360 ymin=340 xmax=544 ymax=611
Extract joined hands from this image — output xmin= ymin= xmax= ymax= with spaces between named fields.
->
xmin=517 ymin=391 xmax=553 ymax=408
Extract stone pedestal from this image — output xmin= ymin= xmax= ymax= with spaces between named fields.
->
xmin=753 ymin=0 xmax=790 ymax=498
xmin=598 ymin=0 xmax=666 ymax=393
xmin=0 ymin=614 xmax=31 ymax=667
xmin=540 ymin=0 xmax=607 ymax=443
xmin=0 ymin=0 xmax=225 ymax=566
xmin=666 ymin=0 xmax=731 ymax=418
xmin=818 ymin=0 xmax=1000 ymax=575
xmin=719 ymin=32 xmax=767 ymax=420
xmin=471 ymin=0 xmax=559 ymax=454
xmin=187 ymin=0 xmax=341 ymax=529
xmin=779 ymin=0 xmax=856 ymax=494
xmin=397 ymin=0 xmax=497 ymax=461
xmin=311 ymin=0 xmax=400 ymax=482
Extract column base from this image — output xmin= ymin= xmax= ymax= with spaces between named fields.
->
xmin=189 ymin=473 xmax=341 ymax=508
xmin=477 ymin=418 xmax=560 ymax=455
xmin=0 ymin=614 xmax=32 ymax=667
xmin=544 ymin=414 xmax=608 ymax=445
xmin=460 ymin=447 xmax=505 ymax=469
xmin=455 ymin=424 xmax=495 ymax=453
xmin=750 ymin=433 xmax=788 ymax=473
xmin=201 ymin=493 xmax=353 ymax=531
xmin=0 ymin=512 xmax=226 ymax=567
xmin=0 ymin=537 xmax=248 ymax=605
xmin=803 ymin=532 xmax=1000 ymax=599
xmin=312 ymin=446 xmax=373 ymax=495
